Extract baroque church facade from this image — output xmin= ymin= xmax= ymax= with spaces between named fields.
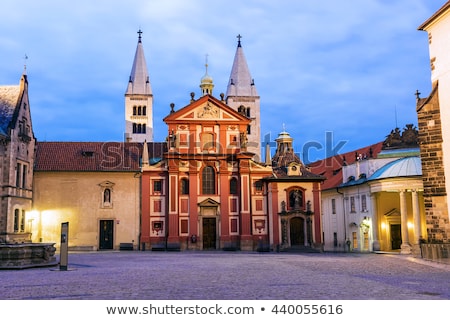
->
xmin=22 ymin=32 xmax=325 ymax=252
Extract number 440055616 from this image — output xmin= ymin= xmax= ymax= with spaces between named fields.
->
xmin=271 ymin=304 xmax=343 ymax=315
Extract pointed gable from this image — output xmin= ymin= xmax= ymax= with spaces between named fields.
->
xmin=0 ymin=85 xmax=20 ymax=137
xmin=163 ymin=95 xmax=250 ymax=124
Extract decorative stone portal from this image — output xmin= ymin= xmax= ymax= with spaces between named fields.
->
xmin=0 ymin=243 xmax=57 ymax=269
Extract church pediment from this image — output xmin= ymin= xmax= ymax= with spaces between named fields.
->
xmin=384 ymin=208 xmax=400 ymax=216
xmin=164 ymin=95 xmax=249 ymax=123
xmin=198 ymin=198 xmax=220 ymax=207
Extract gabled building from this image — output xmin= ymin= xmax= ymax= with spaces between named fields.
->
xmin=0 ymin=72 xmax=36 ymax=244
xmin=141 ymin=93 xmax=272 ymax=251
xmin=139 ymin=37 xmax=325 ymax=251
xmin=32 ymin=141 xmax=165 ymax=250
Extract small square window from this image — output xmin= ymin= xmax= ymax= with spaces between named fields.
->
xmin=154 ymin=180 xmax=162 ymax=193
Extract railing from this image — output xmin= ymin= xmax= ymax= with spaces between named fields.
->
xmin=420 ymin=244 xmax=450 ymax=265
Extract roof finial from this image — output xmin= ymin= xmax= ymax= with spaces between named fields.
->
xmin=23 ymin=54 xmax=28 ymax=74
xmin=137 ymin=29 xmax=143 ymax=43
xmin=205 ymin=53 xmax=209 ymax=74
xmin=415 ymin=89 xmax=421 ymax=102
xmin=237 ymin=34 xmax=242 ymax=47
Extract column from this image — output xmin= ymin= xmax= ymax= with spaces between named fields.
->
xmin=399 ymin=190 xmax=411 ymax=254
xmin=371 ymin=193 xmax=380 ymax=251
xmin=412 ymin=189 xmax=422 ymax=244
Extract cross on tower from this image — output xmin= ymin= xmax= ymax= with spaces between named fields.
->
xmin=415 ymin=89 xmax=421 ymax=101
xmin=237 ymin=34 xmax=242 ymax=46
xmin=137 ymin=29 xmax=143 ymax=42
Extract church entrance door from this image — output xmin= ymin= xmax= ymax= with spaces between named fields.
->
xmin=390 ymin=224 xmax=402 ymax=250
xmin=99 ymin=220 xmax=114 ymax=250
xmin=290 ymin=217 xmax=305 ymax=246
xmin=203 ymin=218 xmax=216 ymax=250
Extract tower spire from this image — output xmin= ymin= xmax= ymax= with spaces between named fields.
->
xmin=225 ymin=34 xmax=261 ymax=160
xmin=200 ymin=54 xmax=214 ymax=96
xmin=124 ymin=30 xmax=154 ymax=143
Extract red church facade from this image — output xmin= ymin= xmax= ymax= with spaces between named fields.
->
xmin=139 ymin=94 xmax=325 ymax=251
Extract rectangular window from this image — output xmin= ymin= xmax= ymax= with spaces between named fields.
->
xmin=20 ymin=210 xmax=25 ymax=232
xmin=153 ymin=180 xmax=162 ymax=193
xmin=331 ymin=199 xmax=336 ymax=214
xmin=333 ymin=232 xmax=338 ymax=247
xmin=16 ymin=163 xmax=21 ymax=187
xmin=14 ymin=209 xmax=19 ymax=232
xmin=22 ymin=164 xmax=27 ymax=189
xmin=350 ymin=196 xmax=356 ymax=213
xmin=363 ymin=232 xmax=369 ymax=250
xmin=254 ymin=181 xmax=263 ymax=193
xmin=361 ymin=195 xmax=367 ymax=212
xmin=352 ymin=232 xmax=358 ymax=249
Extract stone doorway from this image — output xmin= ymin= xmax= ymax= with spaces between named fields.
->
xmin=290 ymin=217 xmax=305 ymax=246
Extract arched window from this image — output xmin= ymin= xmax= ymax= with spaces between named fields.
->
xmin=133 ymin=106 xmax=137 ymax=116
xmin=180 ymin=178 xmax=189 ymax=195
xmin=202 ymin=166 xmax=215 ymax=194
xmin=133 ymin=123 xmax=137 ymax=133
xmin=138 ymin=106 xmax=142 ymax=115
xmin=230 ymin=177 xmax=238 ymax=195
xmin=143 ymin=106 xmax=147 ymax=116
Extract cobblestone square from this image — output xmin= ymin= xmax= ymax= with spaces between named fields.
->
xmin=0 ymin=251 xmax=449 ymax=300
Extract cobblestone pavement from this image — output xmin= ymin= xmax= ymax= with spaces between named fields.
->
xmin=0 ymin=251 xmax=449 ymax=300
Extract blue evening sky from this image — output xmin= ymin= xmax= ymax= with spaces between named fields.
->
xmin=0 ymin=0 xmax=445 ymax=163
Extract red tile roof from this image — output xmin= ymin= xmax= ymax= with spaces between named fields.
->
xmin=35 ymin=142 xmax=166 ymax=172
xmin=308 ymin=141 xmax=384 ymax=190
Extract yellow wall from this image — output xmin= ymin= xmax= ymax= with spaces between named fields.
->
xmin=31 ymin=171 xmax=141 ymax=250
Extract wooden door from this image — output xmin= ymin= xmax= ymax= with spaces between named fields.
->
xmin=390 ymin=224 xmax=402 ymax=250
xmin=290 ymin=217 xmax=305 ymax=246
xmin=99 ymin=220 xmax=114 ymax=250
xmin=202 ymin=218 xmax=216 ymax=249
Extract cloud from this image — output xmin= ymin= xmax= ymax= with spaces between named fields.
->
xmin=0 ymin=0 xmax=444 ymax=158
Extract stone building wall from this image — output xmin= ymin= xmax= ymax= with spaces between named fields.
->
xmin=417 ymin=83 xmax=450 ymax=243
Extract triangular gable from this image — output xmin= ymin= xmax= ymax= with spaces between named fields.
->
xmin=198 ymin=197 xmax=220 ymax=207
xmin=163 ymin=94 xmax=249 ymax=123
xmin=249 ymin=159 xmax=273 ymax=172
